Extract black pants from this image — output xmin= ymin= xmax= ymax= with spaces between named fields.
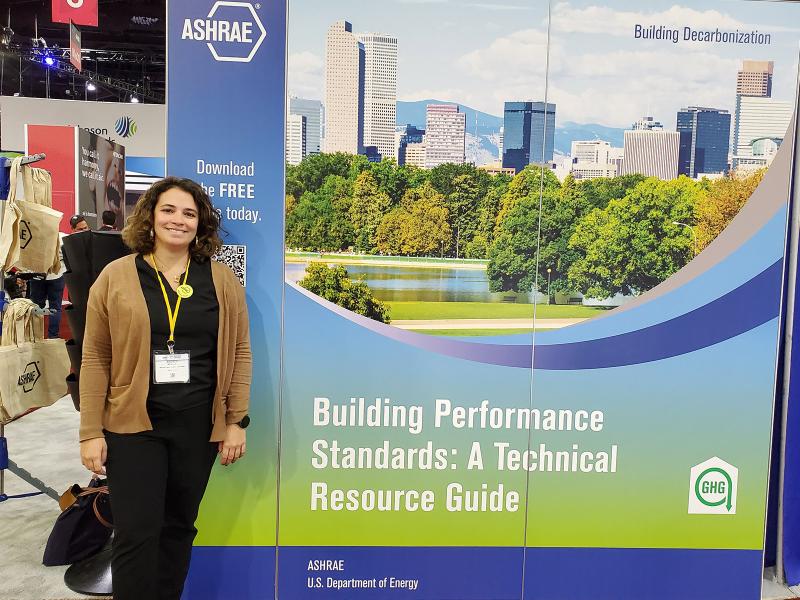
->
xmin=105 ymin=403 xmax=217 ymax=600
xmin=29 ymin=276 xmax=65 ymax=338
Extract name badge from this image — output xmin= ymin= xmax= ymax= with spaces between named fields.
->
xmin=153 ymin=350 xmax=191 ymax=384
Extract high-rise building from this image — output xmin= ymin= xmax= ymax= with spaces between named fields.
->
xmin=622 ymin=129 xmax=680 ymax=180
xmin=632 ymin=116 xmax=664 ymax=130
xmin=569 ymin=140 xmax=621 ymax=180
xmin=357 ymin=33 xmax=397 ymax=160
xmin=404 ymin=142 xmax=427 ymax=168
xmin=397 ymin=124 xmax=425 ymax=166
xmin=736 ymin=60 xmax=773 ymax=97
xmin=501 ymin=101 xmax=556 ymax=174
xmin=286 ymin=114 xmax=306 ymax=166
xmin=497 ymin=125 xmax=504 ymax=161
xmin=676 ymin=107 xmax=731 ymax=178
xmin=732 ymin=95 xmax=792 ymax=167
xmin=324 ymin=20 xmax=364 ymax=154
xmin=425 ymin=104 xmax=466 ymax=168
xmin=289 ymin=97 xmax=323 ymax=156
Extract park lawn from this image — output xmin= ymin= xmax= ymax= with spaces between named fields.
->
xmin=409 ymin=329 xmax=536 ymax=337
xmin=388 ymin=301 xmax=607 ymax=321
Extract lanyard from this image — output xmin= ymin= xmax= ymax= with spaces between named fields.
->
xmin=149 ymin=254 xmax=191 ymax=353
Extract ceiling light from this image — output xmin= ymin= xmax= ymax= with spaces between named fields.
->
xmin=86 ymin=82 xmax=96 ymax=91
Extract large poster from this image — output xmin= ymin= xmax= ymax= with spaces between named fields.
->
xmin=166 ymin=0 xmax=285 ymax=597
xmin=77 ymin=129 xmax=125 ymax=229
xmin=278 ymin=1 xmax=798 ymax=599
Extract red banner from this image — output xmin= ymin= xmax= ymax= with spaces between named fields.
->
xmin=52 ymin=0 xmax=98 ymax=27
xmin=69 ymin=22 xmax=81 ymax=71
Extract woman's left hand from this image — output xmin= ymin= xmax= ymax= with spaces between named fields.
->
xmin=219 ymin=424 xmax=246 ymax=466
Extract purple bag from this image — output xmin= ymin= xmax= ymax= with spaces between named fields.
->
xmin=42 ymin=478 xmax=113 ymax=566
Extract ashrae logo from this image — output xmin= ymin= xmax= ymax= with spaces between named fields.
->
xmin=688 ymin=457 xmax=738 ymax=515
xmin=18 ymin=362 xmax=41 ymax=393
xmin=181 ymin=1 xmax=266 ymax=63
xmin=115 ymin=116 xmax=138 ymax=138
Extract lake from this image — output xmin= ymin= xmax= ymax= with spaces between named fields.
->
xmin=285 ymin=262 xmax=541 ymax=303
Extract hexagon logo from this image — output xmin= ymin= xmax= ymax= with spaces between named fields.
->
xmin=19 ymin=219 xmax=33 ymax=249
xmin=688 ymin=456 xmax=738 ymax=515
xmin=181 ymin=1 xmax=266 ymax=63
xmin=18 ymin=361 xmax=41 ymax=393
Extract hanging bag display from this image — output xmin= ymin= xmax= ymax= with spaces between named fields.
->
xmin=0 ymin=299 xmax=69 ymax=424
xmin=0 ymin=157 xmax=62 ymax=274
xmin=42 ymin=477 xmax=113 ymax=566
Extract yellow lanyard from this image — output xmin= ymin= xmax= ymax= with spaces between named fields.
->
xmin=149 ymin=254 xmax=191 ymax=352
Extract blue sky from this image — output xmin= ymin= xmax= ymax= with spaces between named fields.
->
xmin=288 ymin=0 xmax=800 ymax=128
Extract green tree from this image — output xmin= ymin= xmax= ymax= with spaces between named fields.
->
xmin=576 ymin=174 xmax=646 ymax=211
xmin=695 ymin=169 xmax=765 ymax=252
xmin=349 ymin=171 xmax=391 ymax=252
xmin=286 ymin=153 xmax=355 ymax=198
xmin=447 ymin=174 xmax=482 ymax=258
xmin=285 ymin=175 xmax=353 ymax=251
xmin=487 ymin=167 xmax=577 ymax=294
xmin=299 ymin=262 xmax=390 ymax=323
xmin=375 ymin=182 xmax=451 ymax=256
xmin=567 ymin=176 xmax=702 ymax=298
xmin=495 ymin=164 xmax=561 ymax=232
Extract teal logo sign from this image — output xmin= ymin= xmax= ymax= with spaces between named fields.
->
xmin=688 ymin=457 xmax=738 ymax=515
xmin=115 ymin=116 xmax=138 ymax=138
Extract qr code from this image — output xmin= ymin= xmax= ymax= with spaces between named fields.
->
xmin=214 ymin=245 xmax=246 ymax=287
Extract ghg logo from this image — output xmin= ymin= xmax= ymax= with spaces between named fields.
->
xmin=688 ymin=457 xmax=738 ymax=515
xmin=181 ymin=1 xmax=266 ymax=63
xmin=115 ymin=116 xmax=138 ymax=138
xmin=18 ymin=362 xmax=41 ymax=393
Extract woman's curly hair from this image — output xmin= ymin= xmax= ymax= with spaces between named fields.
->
xmin=122 ymin=177 xmax=222 ymax=261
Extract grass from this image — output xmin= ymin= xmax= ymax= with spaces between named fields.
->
xmin=286 ymin=251 xmax=488 ymax=268
xmin=409 ymin=329 xmax=536 ymax=337
xmin=387 ymin=301 xmax=607 ymax=320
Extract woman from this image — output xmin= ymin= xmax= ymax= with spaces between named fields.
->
xmin=79 ymin=177 xmax=252 ymax=600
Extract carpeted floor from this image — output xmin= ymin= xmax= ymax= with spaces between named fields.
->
xmin=0 ymin=396 xmax=106 ymax=600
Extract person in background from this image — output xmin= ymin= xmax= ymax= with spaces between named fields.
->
xmin=69 ymin=214 xmax=90 ymax=232
xmin=30 ymin=214 xmax=73 ymax=338
xmin=99 ymin=210 xmax=117 ymax=231
xmin=79 ymin=177 xmax=251 ymax=600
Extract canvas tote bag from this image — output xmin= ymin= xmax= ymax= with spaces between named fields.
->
xmin=0 ymin=157 xmax=62 ymax=274
xmin=0 ymin=299 xmax=69 ymax=424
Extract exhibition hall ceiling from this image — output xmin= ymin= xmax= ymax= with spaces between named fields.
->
xmin=1 ymin=0 xmax=165 ymax=102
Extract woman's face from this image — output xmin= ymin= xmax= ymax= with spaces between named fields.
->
xmin=152 ymin=187 xmax=199 ymax=253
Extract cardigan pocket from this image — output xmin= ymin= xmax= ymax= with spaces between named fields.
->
xmin=107 ymin=384 xmax=130 ymax=406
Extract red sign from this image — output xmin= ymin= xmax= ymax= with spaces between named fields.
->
xmin=52 ymin=0 xmax=98 ymax=27
xmin=69 ymin=22 xmax=81 ymax=71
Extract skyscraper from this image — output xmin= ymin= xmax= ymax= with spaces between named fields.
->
xmin=286 ymin=114 xmax=306 ymax=166
xmin=289 ymin=97 xmax=323 ymax=156
xmin=324 ymin=20 xmax=364 ymax=154
xmin=569 ymin=140 xmax=621 ymax=180
xmin=622 ymin=129 xmax=680 ymax=180
xmin=425 ymin=104 xmax=466 ymax=168
xmin=732 ymin=95 xmax=792 ymax=166
xmin=676 ymin=107 xmax=731 ymax=178
xmin=357 ymin=33 xmax=398 ymax=160
xmin=397 ymin=124 xmax=425 ymax=166
xmin=736 ymin=60 xmax=773 ymax=97
xmin=501 ymin=101 xmax=556 ymax=174
xmin=632 ymin=116 xmax=664 ymax=130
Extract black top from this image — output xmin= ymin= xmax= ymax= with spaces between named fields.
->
xmin=135 ymin=254 xmax=219 ymax=411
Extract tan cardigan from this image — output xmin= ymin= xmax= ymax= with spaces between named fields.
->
xmin=79 ymin=254 xmax=252 ymax=442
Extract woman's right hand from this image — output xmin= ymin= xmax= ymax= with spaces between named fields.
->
xmin=80 ymin=437 xmax=107 ymax=475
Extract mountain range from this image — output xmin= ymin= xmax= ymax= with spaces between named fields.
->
xmin=397 ymin=99 xmax=626 ymax=165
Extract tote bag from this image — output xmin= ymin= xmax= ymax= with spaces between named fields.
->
xmin=0 ymin=300 xmax=69 ymax=424
xmin=0 ymin=157 xmax=62 ymax=274
xmin=43 ymin=478 xmax=113 ymax=566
